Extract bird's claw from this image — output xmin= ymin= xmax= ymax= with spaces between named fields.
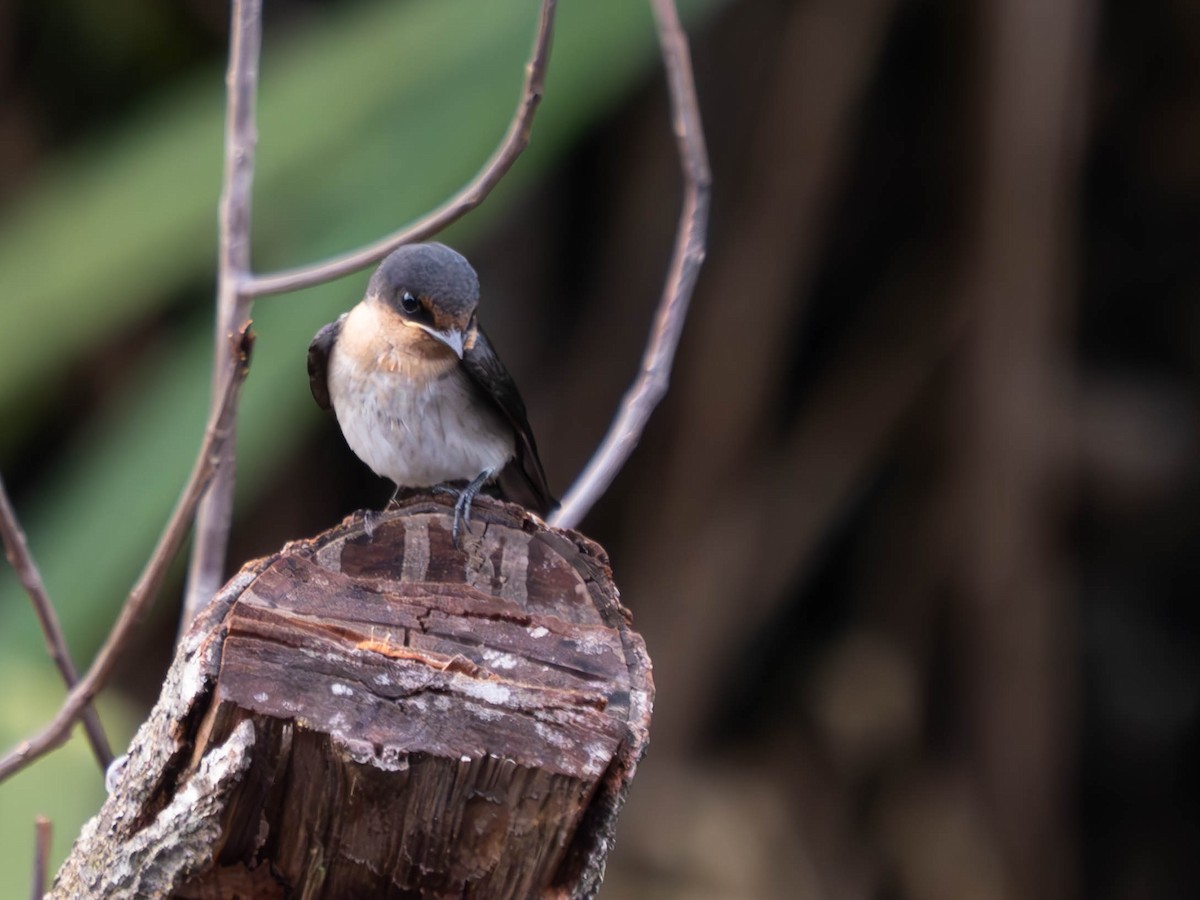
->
xmin=452 ymin=490 xmax=476 ymax=546
xmin=435 ymin=471 xmax=491 ymax=548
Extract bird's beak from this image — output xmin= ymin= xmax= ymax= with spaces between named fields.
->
xmin=418 ymin=324 xmax=465 ymax=359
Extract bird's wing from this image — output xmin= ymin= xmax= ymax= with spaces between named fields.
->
xmin=461 ymin=323 xmax=557 ymax=516
xmin=307 ymin=314 xmax=346 ymax=412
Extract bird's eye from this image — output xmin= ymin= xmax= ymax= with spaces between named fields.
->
xmin=400 ymin=291 xmax=421 ymax=314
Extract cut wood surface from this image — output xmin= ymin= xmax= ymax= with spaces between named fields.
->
xmin=53 ymin=495 xmax=652 ymax=899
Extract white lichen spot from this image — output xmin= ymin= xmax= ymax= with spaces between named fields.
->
xmin=377 ymin=747 xmax=410 ymax=772
xmin=343 ymin=741 xmax=377 ymax=767
xmin=583 ymin=743 xmax=612 ymax=777
xmin=281 ymin=700 xmax=302 ymax=713
xmin=482 ymin=649 xmax=520 ymax=671
xmin=178 ymin=655 xmax=207 ymax=704
xmin=374 ymin=673 xmax=392 ymax=686
xmin=463 ymin=680 xmax=512 ymax=705
xmin=253 ymin=691 xmax=269 ymax=704
xmin=330 ymin=683 xmax=354 ymax=697
xmin=529 ymin=626 xmax=549 ymax=639
xmin=570 ymin=635 xmax=611 ymax=657
xmin=534 ymin=722 xmax=571 ymax=750
xmin=104 ymin=754 xmax=129 ymax=795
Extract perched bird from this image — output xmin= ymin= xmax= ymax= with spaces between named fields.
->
xmin=307 ymin=243 xmax=555 ymax=540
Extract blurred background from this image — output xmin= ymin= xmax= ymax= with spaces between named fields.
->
xmin=1 ymin=0 xmax=1198 ymax=897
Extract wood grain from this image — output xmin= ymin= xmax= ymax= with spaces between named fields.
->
xmin=54 ymin=495 xmax=652 ymax=899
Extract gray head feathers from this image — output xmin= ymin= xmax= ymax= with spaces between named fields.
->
xmin=368 ymin=243 xmax=480 ymax=319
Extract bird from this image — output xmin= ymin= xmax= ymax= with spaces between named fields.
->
xmin=307 ymin=242 xmax=556 ymax=542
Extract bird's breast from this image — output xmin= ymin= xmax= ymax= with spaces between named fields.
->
xmin=326 ymin=309 xmax=514 ymax=487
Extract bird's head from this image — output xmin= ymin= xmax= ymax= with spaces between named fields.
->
xmin=366 ymin=243 xmax=480 ymax=359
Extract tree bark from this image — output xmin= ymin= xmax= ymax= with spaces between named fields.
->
xmin=53 ymin=495 xmax=652 ymax=899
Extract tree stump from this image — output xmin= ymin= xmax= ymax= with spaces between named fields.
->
xmin=52 ymin=495 xmax=653 ymax=899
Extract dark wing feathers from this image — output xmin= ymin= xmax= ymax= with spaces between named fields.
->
xmin=461 ymin=324 xmax=557 ymax=516
xmin=307 ymin=314 xmax=345 ymax=412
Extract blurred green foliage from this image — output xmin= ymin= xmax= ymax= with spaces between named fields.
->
xmin=0 ymin=664 xmax=140 ymax=882
xmin=0 ymin=0 xmax=720 ymax=885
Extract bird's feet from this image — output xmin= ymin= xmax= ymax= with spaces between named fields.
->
xmin=433 ymin=470 xmax=492 ymax=547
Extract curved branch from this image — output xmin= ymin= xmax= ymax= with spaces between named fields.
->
xmin=0 ymin=477 xmax=112 ymax=770
xmin=551 ymin=0 xmax=711 ymax=529
xmin=244 ymin=0 xmax=559 ymax=298
xmin=0 ymin=329 xmax=253 ymax=784
xmin=181 ymin=0 xmax=263 ymax=626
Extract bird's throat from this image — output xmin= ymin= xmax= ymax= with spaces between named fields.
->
xmin=340 ymin=301 xmax=458 ymax=379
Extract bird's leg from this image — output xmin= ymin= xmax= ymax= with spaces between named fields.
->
xmin=434 ymin=470 xmax=492 ymax=546
xmin=454 ymin=469 xmax=491 ymax=541
xmin=362 ymin=484 xmax=405 ymax=539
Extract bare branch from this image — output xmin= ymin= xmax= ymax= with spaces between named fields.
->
xmin=551 ymin=0 xmax=711 ymax=529
xmin=182 ymin=0 xmax=263 ymax=625
xmin=31 ymin=816 xmax=51 ymax=900
xmin=243 ymin=0 xmax=558 ymax=298
xmin=0 ymin=329 xmax=253 ymax=784
xmin=0 ymin=476 xmax=112 ymax=771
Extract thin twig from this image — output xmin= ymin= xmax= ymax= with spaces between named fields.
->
xmin=31 ymin=816 xmax=51 ymax=900
xmin=0 ymin=476 xmax=113 ymax=770
xmin=0 ymin=329 xmax=253 ymax=784
xmin=243 ymin=0 xmax=558 ymax=298
xmin=182 ymin=0 xmax=263 ymax=626
xmin=551 ymin=0 xmax=710 ymax=529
